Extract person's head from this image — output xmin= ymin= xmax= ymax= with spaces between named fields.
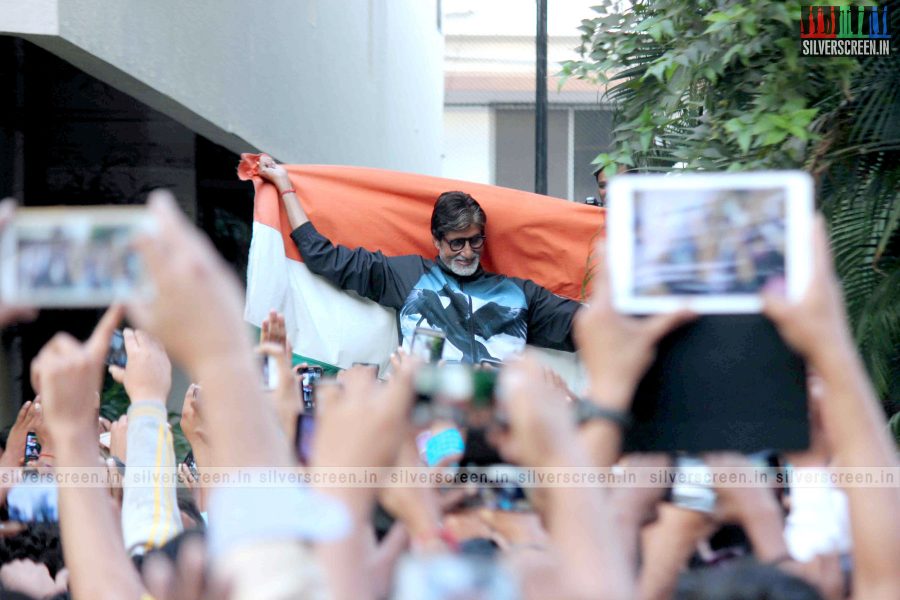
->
xmin=0 ymin=523 xmax=64 ymax=579
xmin=593 ymin=166 xmax=609 ymax=204
xmin=593 ymin=164 xmax=629 ymax=204
xmin=675 ymin=559 xmax=824 ymax=600
xmin=431 ymin=191 xmax=486 ymax=277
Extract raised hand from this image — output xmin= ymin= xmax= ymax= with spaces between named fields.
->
xmin=312 ymin=359 xmax=416 ymax=472
xmin=762 ymin=216 xmax=852 ymax=365
xmin=259 ymin=309 xmax=288 ymax=351
xmin=30 ymin=305 xmax=123 ymax=447
xmin=255 ymin=155 xmax=292 ymax=191
xmin=0 ymin=400 xmax=39 ymax=467
xmin=108 ymin=328 xmax=172 ymax=402
xmin=179 ymin=384 xmax=206 ymax=447
xmin=256 ymin=342 xmax=302 ymax=439
xmin=494 ymin=353 xmax=581 ymax=468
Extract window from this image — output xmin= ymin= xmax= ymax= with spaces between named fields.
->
xmin=446 ymin=105 xmax=614 ymax=201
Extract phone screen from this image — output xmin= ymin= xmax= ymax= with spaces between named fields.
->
xmin=410 ymin=328 xmax=446 ymax=363
xmin=299 ymin=366 xmax=324 ymax=412
xmin=24 ymin=432 xmax=41 ymax=464
xmin=105 ymin=329 xmax=127 ymax=368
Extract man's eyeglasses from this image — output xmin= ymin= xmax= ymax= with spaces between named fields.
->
xmin=444 ymin=234 xmax=486 ymax=252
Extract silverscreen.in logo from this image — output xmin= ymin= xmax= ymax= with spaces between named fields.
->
xmin=800 ymin=5 xmax=891 ymax=56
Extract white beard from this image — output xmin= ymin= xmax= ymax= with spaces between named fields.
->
xmin=447 ymin=256 xmax=480 ymax=276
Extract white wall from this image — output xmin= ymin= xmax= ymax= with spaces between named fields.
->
xmin=442 ymin=107 xmax=493 ymax=183
xmin=0 ymin=0 xmax=444 ymax=174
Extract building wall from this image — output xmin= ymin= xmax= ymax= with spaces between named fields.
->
xmin=0 ymin=0 xmax=444 ymax=174
xmin=442 ymin=107 xmax=493 ymax=183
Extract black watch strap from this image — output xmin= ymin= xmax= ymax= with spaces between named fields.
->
xmin=573 ymin=397 xmax=632 ymax=429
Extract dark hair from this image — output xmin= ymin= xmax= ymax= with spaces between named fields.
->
xmin=431 ymin=191 xmax=486 ymax=240
xmin=675 ymin=559 xmax=823 ymax=600
xmin=0 ymin=523 xmax=64 ymax=578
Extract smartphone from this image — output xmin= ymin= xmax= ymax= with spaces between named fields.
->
xmin=24 ymin=432 xmax=40 ymax=464
xmin=0 ymin=206 xmax=156 ymax=307
xmin=105 ymin=329 xmax=128 ymax=368
xmin=409 ymin=327 xmax=446 ymax=363
xmin=299 ymin=366 xmax=324 ymax=412
xmin=183 ymin=450 xmax=199 ymax=480
xmin=669 ymin=456 xmax=717 ymax=513
xmin=7 ymin=474 xmax=58 ymax=523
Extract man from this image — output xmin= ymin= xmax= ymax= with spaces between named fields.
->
xmin=593 ymin=165 xmax=609 ymax=207
xmin=257 ymin=156 xmax=580 ymax=364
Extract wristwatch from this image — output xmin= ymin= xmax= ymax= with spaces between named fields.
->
xmin=573 ymin=397 xmax=632 ymax=429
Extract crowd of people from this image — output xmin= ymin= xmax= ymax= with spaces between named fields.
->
xmin=0 ymin=189 xmax=895 ymax=600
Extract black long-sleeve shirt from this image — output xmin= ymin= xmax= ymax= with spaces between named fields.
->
xmin=290 ymin=222 xmax=580 ymax=363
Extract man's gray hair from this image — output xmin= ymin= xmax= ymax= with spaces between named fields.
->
xmin=430 ymin=191 xmax=486 ymax=240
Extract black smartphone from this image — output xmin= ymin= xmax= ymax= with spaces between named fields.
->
xmin=24 ymin=432 xmax=40 ymax=464
xmin=105 ymin=329 xmax=127 ymax=368
xmin=183 ymin=450 xmax=199 ymax=480
xmin=299 ymin=366 xmax=324 ymax=412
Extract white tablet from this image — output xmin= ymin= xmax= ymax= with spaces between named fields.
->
xmin=0 ymin=206 xmax=156 ymax=307
xmin=606 ymin=171 xmax=814 ymax=314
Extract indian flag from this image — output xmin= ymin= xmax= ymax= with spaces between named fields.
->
xmin=238 ymin=154 xmax=603 ymax=383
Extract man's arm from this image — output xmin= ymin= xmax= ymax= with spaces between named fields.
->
xmin=32 ymin=306 xmax=148 ymax=600
xmin=763 ymin=217 xmax=900 ymax=600
xmin=521 ymin=279 xmax=581 ymax=352
xmin=290 ymin=223 xmax=423 ymax=309
xmin=257 ymin=155 xmax=421 ymax=309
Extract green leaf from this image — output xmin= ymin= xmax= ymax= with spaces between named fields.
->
xmin=737 ymin=130 xmax=753 ymax=153
xmin=643 ymin=59 xmax=670 ymax=82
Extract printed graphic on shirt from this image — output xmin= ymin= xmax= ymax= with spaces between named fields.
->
xmin=399 ymin=265 xmax=527 ymax=363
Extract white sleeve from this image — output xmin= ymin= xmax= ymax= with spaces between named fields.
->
xmin=121 ymin=401 xmax=183 ymax=556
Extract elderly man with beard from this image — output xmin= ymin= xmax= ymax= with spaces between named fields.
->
xmin=257 ymin=157 xmax=581 ymax=364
